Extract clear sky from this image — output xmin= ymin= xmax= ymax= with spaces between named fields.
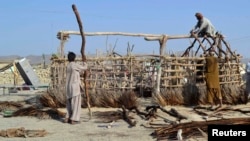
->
xmin=1 ymin=0 xmax=250 ymax=58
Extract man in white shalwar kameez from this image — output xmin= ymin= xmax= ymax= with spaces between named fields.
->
xmin=64 ymin=51 xmax=87 ymax=124
xmin=190 ymin=12 xmax=217 ymax=37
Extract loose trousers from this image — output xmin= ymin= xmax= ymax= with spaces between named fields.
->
xmin=65 ymin=95 xmax=82 ymax=121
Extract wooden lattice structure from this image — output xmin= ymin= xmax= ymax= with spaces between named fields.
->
xmin=48 ymin=31 xmax=246 ymax=106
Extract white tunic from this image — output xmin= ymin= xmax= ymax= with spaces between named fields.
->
xmin=66 ymin=62 xmax=87 ymax=99
xmin=192 ymin=17 xmax=216 ymax=37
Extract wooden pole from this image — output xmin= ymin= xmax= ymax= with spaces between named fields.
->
xmin=143 ymin=35 xmax=169 ymax=94
xmin=72 ymin=4 xmax=92 ymax=119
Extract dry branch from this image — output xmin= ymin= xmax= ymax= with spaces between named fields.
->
xmin=12 ymin=106 xmax=65 ymax=120
xmin=152 ymin=117 xmax=250 ymax=140
xmin=0 ymin=101 xmax=24 ymax=112
xmin=146 ymin=105 xmax=187 ymax=121
xmin=40 ymin=92 xmax=65 ymax=108
xmin=121 ymin=105 xmax=136 ymax=127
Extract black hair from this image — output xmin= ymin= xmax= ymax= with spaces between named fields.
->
xmin=195 ymin=12 xmax=203 ymax=20
xmin=68 ymin=51 xmax=76 ymax=62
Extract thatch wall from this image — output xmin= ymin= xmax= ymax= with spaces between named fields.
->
xmin=49 ymin=54 xmax=246 ymax=106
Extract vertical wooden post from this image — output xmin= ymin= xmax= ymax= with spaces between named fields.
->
xmin=155 ymin=35 xmax=168 ymax=95
xmin=60 ymin=33 xmax=65 ymax=58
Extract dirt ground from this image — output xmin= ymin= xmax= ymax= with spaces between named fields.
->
xmin=0 ymin=89 xmax=250 ymax=141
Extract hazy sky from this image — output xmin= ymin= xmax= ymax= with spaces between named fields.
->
xmin=1 ymin=0 xmax=250 ymax=58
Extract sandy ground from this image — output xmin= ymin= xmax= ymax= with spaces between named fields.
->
xmin=0 ymin=89 xmax=250 ymax=141
xmin=0 ymin=90 xmax=156 ymax=141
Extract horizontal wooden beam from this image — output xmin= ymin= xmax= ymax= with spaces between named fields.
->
xmin=58 ymin=30 xmax=192 ymax=40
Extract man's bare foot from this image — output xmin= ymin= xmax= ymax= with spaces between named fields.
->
xmin=63 ymin=118 xmax=70 ymax=123
xmin=70 ymin=120 xmax=80 ymax=125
